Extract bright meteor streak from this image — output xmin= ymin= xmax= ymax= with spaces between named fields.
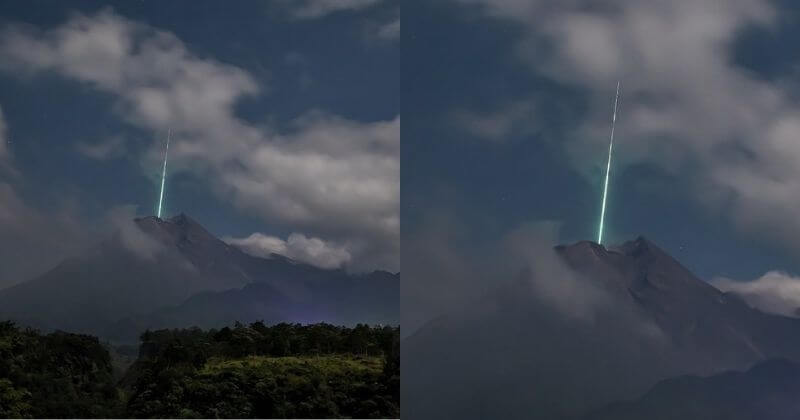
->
xmin=157 ymin=128 xmax=171 ymax=219
xmin=598 ymin=82 xmax=620 ymax=245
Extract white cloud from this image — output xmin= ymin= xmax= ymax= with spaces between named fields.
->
xmin=712 ymin=271 xmax=800 ymax=317
xmin=451 ymin=0 xmax=800 ymax=258
xmin=225 ymin=232 xmax=352 ymax=269
xmin=0 ymin=9 xmax=398 ymax=272
xmin=283 ymin=0 xmax=384 ymax=19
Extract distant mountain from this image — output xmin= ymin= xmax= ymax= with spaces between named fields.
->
xmin=586 ymin=358 xmax=800 ymax=420
xmin=403 ymin=237 xmax=800 ymax=419
xmin=0 ymin=214 xmax=397 ymax=342
xmin=104 ymin=269 xmax=399 ymax=343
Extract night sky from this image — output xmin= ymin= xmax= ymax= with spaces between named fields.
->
xmin=403 ymin=0 xmax=800 ymax=333
xmin=0 ymin=0 xmax=399 ymax=287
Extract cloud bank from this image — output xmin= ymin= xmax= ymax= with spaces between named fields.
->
xmin=225 ymin=232 xmax=352 ymax=269
xmin=713 ymin=271 xmax=800 ymax=317
xmin=0 ymin=9 xmax=398 ymax=272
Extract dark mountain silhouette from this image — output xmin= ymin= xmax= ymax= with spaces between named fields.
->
xmin=0 ymin=214 xmax=397 ymax=342
xmin=403 ymin=237 xmax=800 ymax=419
xmin=585 ymin=358 xmax=800 ymax=420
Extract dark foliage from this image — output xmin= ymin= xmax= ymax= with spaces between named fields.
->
xmin=0 ymin=321 xmax=123 ymax=418
xmin=0 ymin=320 xmax=399 ymax=419
xmin=124 ymin=322 xmax=400 ymax=418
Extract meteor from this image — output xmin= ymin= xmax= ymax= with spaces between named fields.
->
xmin=157 ymin=128 xmax=171 ymax=219
xmin=597 ymin=82 xmax=620 ymax=245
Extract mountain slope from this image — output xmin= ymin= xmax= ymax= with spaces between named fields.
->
xmin=585 ymin=358 xmax=800 ymax=420
xmin=403 ymin=237 xmax=800 ymax=419
xmin=0 ymin=214 xmax=398 ymax=340
xmin=104 ymin=271 xmax=399 ymax=343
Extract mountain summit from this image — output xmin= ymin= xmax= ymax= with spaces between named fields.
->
xmin=404 ymin=237 xmax=800 ymax=419
xmin=134 ymin=213 xmax=219 ymax=246
xmin=0 ymin=214 xmax=398 ymax=342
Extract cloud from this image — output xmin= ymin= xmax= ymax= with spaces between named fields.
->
xmin=451 ymin=100 xmax=536 ymax=142
xmin=281 ymin=0 xmax=384 ymax=19
xmin=0 ymin=180 xmax=170 ymax=287
xmin=106 ymin=205 xmax=164 ymax=261
xmin=225 ymin=232 xmax=351 ymax=269
xmin=402 ymin=209 xmax=613 ymax=334
xmin=449 ymin=0 xmax=800 ymax=258
xmin=502 ymin=222 xmax=610 ymax=321
xmin=374 ymin=18 xmax=400 ymax=41
xmin=76 ymin=135 xmax=127 ymax=160
xmin=0 ymin=9 xmax=398 ymax=272
xmin=0 ymin=182 xmax=95 ymax=288
xmin=712 ymin=271 xmax=800 ymax=317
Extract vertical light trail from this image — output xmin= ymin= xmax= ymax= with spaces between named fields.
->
xmin=157 ymin=128 xmax=171 ymax=219
xmin=598 ymin=82 xmax=620 ymax=245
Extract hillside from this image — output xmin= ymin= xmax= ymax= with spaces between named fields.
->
xmin=0 ymin=321 xmax=399 ymax=419
xmin=586 ymin=359 xmax=800 ymax=420
xmin=0 ymin=214 xmax=398 ymax=342
xmin=403 ymin=237 xmax=800 ymax=419
xmin=0 ymin=322 xmax=123 ymax=418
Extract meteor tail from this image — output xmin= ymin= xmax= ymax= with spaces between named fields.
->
xmin=157 ymin=128 xmax=171 ymax=218
xmin=598 ymin=82 xmax=620 ymax=245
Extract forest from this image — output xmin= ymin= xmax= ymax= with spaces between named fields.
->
xmin=0 ymin=321 xmax=399 ymax=418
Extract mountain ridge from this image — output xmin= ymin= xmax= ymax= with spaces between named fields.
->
xmin=0 ymin=213 xmax=398 ymax=342
xmin=585 ymin=358 xmax=800 ymax=420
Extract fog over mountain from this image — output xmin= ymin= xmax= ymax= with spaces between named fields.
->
xmin=403 ymin=237 xmax=800 ymax=419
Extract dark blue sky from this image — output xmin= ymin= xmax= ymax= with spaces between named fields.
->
xmin=0 ymin=0 xmax=399 ymax=285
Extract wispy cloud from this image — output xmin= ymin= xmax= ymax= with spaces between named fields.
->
xmin=713 ymin=271 xmax=800 ymax=317
xmin=451 ymin=100 xmax=536 ymax=142
xmin=281 ymin=0 xmax=384 ymax=19
xmin=225 ymin=232 xmax=351 ymax=269
xmin=373 ymin=18 xmax=400 ymax=41
xmin=76 ymin=135 xmax=127 ymax=160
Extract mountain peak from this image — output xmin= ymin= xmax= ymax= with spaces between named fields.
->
xmin=553 ymin=235 xmax=721 ymax=299
xmin=554 ymin=239 xmax=606 ymax=255
xmin=553 ymin=236 xmax=672 ymax=261
xmin=134 ymin=212 xmax=201 ymax=230
xmin=134 ymin=212 xmax=217 ymax=246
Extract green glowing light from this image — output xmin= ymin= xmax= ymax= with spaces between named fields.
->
xmin=598 ymin=82 xmax=620 ymax=245
xmin=157 ymin=128 xmax=171 ymax=219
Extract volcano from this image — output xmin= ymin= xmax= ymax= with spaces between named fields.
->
xmin=0 ymin=214 xmax=398 ymax=343
xmin=403 ymin=237 xmax=800 ymax=419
